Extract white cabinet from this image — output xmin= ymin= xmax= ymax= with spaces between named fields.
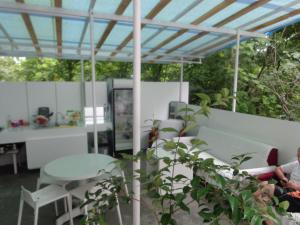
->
xmin=26 ymin=133 xmax=88 ymax=169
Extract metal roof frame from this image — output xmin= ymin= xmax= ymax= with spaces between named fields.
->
xmin=0 ymin=1 xmax=299 ymax=63
xmin=2 ymin=1 xmax=296 ymax=63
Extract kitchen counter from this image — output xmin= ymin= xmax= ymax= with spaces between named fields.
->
xmin=0 ymin=122 xmax=112 ymax=144
xmin=0 ymin=121 xmax=112 ymax=169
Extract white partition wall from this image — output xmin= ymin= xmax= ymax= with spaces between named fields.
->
xmin=85 ymin=82 xmax=107 ymax=106
xmin=56 ymin=82 xmax=82 ymax=113
xmin=0 ymin=82 xmax=28 ymax=127
xmin=27 ymin=82 xmax=57 ymax=119
xmin=141 ymin=82 xmax=189 ymax=122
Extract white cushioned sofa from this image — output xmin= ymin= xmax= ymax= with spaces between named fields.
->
xmin=152 ymin=120 xmax=278 ymax=181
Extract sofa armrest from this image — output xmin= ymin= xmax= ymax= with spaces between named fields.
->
xmin=241 ymin=166 xmax=275 ymax=176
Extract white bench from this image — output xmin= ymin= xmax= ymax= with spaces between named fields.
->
xmin=151 ymin=126 xmax=278 ymax=191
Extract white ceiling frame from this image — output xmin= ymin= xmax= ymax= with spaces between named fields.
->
xmin=0 ymin=41 xmax=204 ymax=59
xmin=77 ymin=0 xmax=97 ymax=54
xmin=0 ymin=49 xmax=201 ymax=64
xmin=0 ymin=2 xmax=266 ymax=39
xmin=186 ymin=0 xmax=300 ymax=57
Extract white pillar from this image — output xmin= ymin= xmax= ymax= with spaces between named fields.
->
xmin=80 ymin=59 xmax=85 ymax=110
xmin=89 ymin=11 xmax=98 ymax=153
xmin=232 ymin=30 xmax=240 ymax=112
xmin=133 ymin=0 xmax=141 ymax=225
xmin=179 ymin=58 xmax=183 ymax=102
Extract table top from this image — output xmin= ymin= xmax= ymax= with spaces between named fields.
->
xmin=44 ymin=153 xmax=117 ymax=181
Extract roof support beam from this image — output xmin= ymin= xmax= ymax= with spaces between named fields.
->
xmin=153 ymin=0 xmax=271 ymax=60
xmin=15 ymin=0 xmax=41 ymax=54
xmin=77 ymin=0 xmax=96 ymax=53
xmin=132 ymin=0 xmax=141 ymax=223
xmin=94 ymin=0 xmax=131 ymax=55
xmin=232 ymin=30 xmax=240 ymax=112
xmin=142 ymin=0 xmax=235 ymax=58
xmin=89 ymin=11 xmax=98 ymax=154
xmin=55 ymin=0 xmax=62 ymax=55
xmin=0 ymin=49 xmax=203 ymax=64
xmin=110 ymin=0 xmax=172 ymax=58
xmin=0 ymin=23 xmax=18 ymax=50
xmin=0 ymin=41 xmax=204 ymax=59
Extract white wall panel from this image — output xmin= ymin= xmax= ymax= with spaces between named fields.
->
xmin=27 ymin=82 xmax=56 ymax=122
xmin=85 ymin=82 xmax=107 ymax=106
xmin=56 ymin=82 xmax=82 ymax=113
xmin=0 ymin=82 xmax=28 ymax=127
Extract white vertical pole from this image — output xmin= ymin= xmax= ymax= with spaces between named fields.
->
xmin=80 ymin=59 xmax=85 ymax=110
xmin=232 ymin=30 xmax=240 ymax=112
xmin=179 ymin=57 xmax=183 ymax=102
xmin=89 ymin=11 xmax=98 ymax=153
xmin=133 ymin=0 xmax=141 ymax=224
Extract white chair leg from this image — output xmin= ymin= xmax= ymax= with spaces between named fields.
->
xmin=121 ymin=171 xmax=129 ymax=197
xmin=36 ymin=178 xmax=41 ymax=191
xmin=63 ymin=199 xmax=67 ymax=213
xmin=33 ymin=207 xmax=39 ymax=225
xmin=115 ymin=194 xmax=123 ymax=225
xmin=54 ymin=201 xmax=59 ymax=216
xmin=67 ymin=195 xmax=74 ymax=225
xmin=17 ymin=199 xmax=24 ymax=225
xmin=12 ymin=153 xmax=18 ymax=175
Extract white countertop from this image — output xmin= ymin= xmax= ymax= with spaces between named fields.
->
xmin=0 ymin=122 xmax=112 ymax=144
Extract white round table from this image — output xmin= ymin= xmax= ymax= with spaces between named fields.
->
xmin=44 ymin=153 xmax=117 ymax=181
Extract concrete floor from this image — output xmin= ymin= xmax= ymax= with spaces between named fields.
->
xmin=0 ymin=164 xmax=216 ymax=225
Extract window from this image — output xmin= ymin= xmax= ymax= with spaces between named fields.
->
xmin=84 ymin=107 xmax=104 ymax=125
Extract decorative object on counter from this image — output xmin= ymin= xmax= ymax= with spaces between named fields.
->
xmin=33 ymin=107 xmax=53 ymax=128
xmin=38 ymin=107 xmax=53 ymax=119
xmin=34 ymin=115 xmax=49 ymax=127
xmin=6 ymin=116 xmax=29 ymax=129
xmin=66 ymin=110 xmax=82 ymax=126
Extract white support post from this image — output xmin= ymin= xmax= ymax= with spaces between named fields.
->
xmin=80 ymin=59 xmax=85 ymax=110
xmin=179 ymin=58 xmax=183 ymax=102
xmin=133 ymin=0 xmax=141 ymax=225
xmin=232 ymin=30 xmax=240 ymax=112
xmin=89 ymin=11 xmax=98 ymax=153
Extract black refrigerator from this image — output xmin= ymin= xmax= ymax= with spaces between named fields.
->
xmin=108 ymin=88 xmax=133 ymax=156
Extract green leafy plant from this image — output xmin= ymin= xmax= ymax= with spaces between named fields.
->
xmin=82 ymin=89 xmax=289 ymax=225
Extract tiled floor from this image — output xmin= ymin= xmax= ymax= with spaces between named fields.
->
xmin=0 ymin=164 xmax=160 ymax=225
xmin=0 ymin=164 xmax=217 ymax=225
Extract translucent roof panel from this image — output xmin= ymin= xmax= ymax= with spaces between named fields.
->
xmin=31 ymin=16 xmax=55 ymax=42
xmin=0 ymin=0 xmax=299 ymax=63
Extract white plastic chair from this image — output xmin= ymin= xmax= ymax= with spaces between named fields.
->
xmin=70 ymin=181 xmax=123 ymax=225
xmin=36 ymin=166 xmax=69 ymax=215
xmin=17 ymin=185 xmax=73 ymax=225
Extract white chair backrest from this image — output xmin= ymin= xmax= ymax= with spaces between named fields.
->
xmin=21 ymin=186 xmax=35 ymax=207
